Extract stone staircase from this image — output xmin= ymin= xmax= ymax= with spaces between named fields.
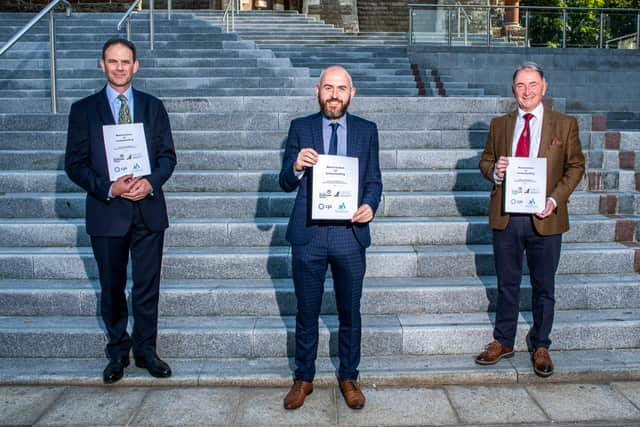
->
xmin=0 ymin=11 xmax=640 ymax=386
xmin=195 ymin=11 xmax=418 ymax=96
xmin=0 ymin=11 xmax=314 ymax=98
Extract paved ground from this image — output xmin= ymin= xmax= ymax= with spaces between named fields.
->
xmin=3 ymin=381 xmax=640 ymax=426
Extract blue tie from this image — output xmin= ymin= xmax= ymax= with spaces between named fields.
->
xmin=328 ymin=122 xmax=339 ymax=155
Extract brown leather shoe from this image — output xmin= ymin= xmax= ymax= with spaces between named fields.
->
xmin=532 ymin=347 xmax=554 ymax=377
xmin=283 ymin=380 xmax=313 ymax=410
xmin=340 ymin=380 xmax=366 ymax=409
xmin=475 ymin=340 xmax=514 ymax=365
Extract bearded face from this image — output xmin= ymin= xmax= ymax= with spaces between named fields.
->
xmin=315 ymin=67 xmax=355 ymax=119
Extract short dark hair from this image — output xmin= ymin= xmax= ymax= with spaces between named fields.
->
xmin=512 ymin=61 xmax=545 ymax=83
xmin=102 ymin=38 xmax=137 ymax=62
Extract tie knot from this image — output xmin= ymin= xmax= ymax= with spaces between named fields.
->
xmin=523 ymin=113 xmax=534 ymax=123
xmin=330 ymin=122 xmax=339 ymax=131
xmin=117 ymin=94 xmax=127 ymax=103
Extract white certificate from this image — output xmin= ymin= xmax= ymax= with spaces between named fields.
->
xmin=312 ymin=154 xmax=359 ymax=220
xmin=102 ymin=123 xmax=151 ymax=181
xmin=504 ymin=157 xmax=547 ymax=214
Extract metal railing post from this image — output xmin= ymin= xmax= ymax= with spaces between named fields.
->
xmin=126 ymin=19 xmax=131 ymax=41
xmin=637 ymin=13 xmax=640 ymax=48
xmin=168 ymin=0 xmax=172 ymax=20
xmin=149 ymin=0 xmax=154 ymax=50
xmin=48 ymin=9 xmax=58 ymax=114
xmin=562 ymin=8 xmax=567 ymax=48
xmin=409 ymin=6 xmax=413 ymax=46
xmin=447 ymin=7 xmax=452 ymax=47
xmin=599 ymin=10 xmax=604 ymax=48
xmin=487 ymin=7 xmax=491 ymax=47
xmin=525 ymin=10 xmax=529 ymax=47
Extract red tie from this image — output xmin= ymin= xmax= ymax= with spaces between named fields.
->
xmin=515 ymin=113 xmax=534 ymax=157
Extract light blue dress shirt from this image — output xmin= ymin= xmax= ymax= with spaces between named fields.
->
xmin=106 ymin=85 xmax=134 ymax=123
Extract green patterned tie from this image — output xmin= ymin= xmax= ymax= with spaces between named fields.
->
xmin=117 ymin=94 xmax=131 ymax=124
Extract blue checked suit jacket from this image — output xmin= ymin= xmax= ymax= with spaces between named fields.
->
xmin=279 ymin=112 xmax=383 ymax=248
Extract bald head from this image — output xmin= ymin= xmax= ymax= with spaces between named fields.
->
xmin=316 ymin=65 xmax=355 ymax=119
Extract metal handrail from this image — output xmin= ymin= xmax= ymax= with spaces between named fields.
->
xmin=223 ymin=0 xmax=241 ymax=33
xmin=0 ymin=0 xmax=71 ymax=113
xmin=454 ymin=1 xmax=471 ymax=45
xmin=117 ymin=0 xmax=160 ymax=50
xmin=409 ymin=3 xmax=640 ymax=49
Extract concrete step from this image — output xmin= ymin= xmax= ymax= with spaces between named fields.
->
xmin=0 ymin=88 xmax=317 ymax=98
xmin=0 ymin=242 xmax=634 ymax=280
xmin=0 ymin=273 xmax=637 ymax=317
xmin=0 ymin=190 xmax=611 ymax=219
xmin=1 ymin=349 xmax=639 ymax=386
xmin=1 ymin=308 xmax=638 ymax=358
xmin=0 ymin=215 xmax=628 ymax=248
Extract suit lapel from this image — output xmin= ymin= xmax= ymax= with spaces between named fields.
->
xmin=537 ymin=108 xmax=554 ymax=157
xmin=504 ymin=111 xmax=517 ymax=157
xmin=97 ymin=86 xmax=115 ymax=126
xmin=346 ymin=113 xmax=356 ymax=157
xmin=311 ymin=113 xmax=324 ymax=154
xmin=132 ymin=88 xmax=144 ymax=123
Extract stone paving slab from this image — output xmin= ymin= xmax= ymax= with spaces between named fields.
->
xmin=2 ymin=382 xmax=640 ymax=426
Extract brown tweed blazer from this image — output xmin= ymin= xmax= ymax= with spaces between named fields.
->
xmin=479 ymin=108 xmax=586 ymax=236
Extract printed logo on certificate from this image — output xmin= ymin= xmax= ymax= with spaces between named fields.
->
xmin=312 ymin=154 xmax=359 ymax=221
xmin=102 ymin=123 xmax=151 ymax=181
xmin=504 ymin=157 xmax=547 ymax=214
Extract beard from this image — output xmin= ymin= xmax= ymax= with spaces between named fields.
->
xmin=318 ymin=95 xmax=351 ymax=119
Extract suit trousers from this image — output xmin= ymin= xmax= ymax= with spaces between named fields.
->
xmin=492 ymin=215 xmax=561 ymax=349
xmin=90 ymin=204 xmax=165 ymax=360
xmin=291 ymin=225 xmax=366 ymax=382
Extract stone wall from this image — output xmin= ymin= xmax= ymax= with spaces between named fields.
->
xmin=305 ymin=0 xmax=358 ymax=32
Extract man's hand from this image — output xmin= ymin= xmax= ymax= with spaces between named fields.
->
xmin=495 ymin=156 xmax=509 ymax=179
xmin=120 ymin=177 xmax=152 ymax=202
xmin=111 ymin=174 xmax=136 ymax=197
xmin=294 ymin=148 xmax=319 ymax=172
xmin=535 ymin=199 xmax=555 ymax=219
xmin=352 ymin=204 xmax=374 ymax=224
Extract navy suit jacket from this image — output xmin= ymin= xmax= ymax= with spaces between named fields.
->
xmin=279 ymin=112 xmax=383 ymax=248
xmin=65 ymin=86 xmax=177 ymax=237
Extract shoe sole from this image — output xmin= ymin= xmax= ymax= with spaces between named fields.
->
xmin=475 ymin=351 xmax=514 ymax=366
xmin=534 ymin=367 xmax=554 ymax=377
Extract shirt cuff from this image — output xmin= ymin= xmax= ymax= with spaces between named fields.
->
xmin=548 ymin=197 xmax=557 ymax=208
xmin=493 ymin=169 xmax=503 ymax=185
xmin=294 ymin=167 xmax=305 ymax=180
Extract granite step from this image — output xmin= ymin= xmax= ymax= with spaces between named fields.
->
xmin=0 ymin=169 xmax=495 ymax=192
xmin=0 ymin=191 xmax=611 ymax=219
xmin=1 ymin=308 xmax=638 ymax=358
xmin=0 ymin=215 xmax=629 ymax=248
xmin=0 ymin=273 xmax=637 ymax=317
xmin=1 ymin=348 xmax=640 ymax=386
xmin=0 ymin=129 xmax=491 ymax=149
xmin=0 ymin=242 xmax=634 ymax=280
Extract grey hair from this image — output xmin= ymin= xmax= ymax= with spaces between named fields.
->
xmin=512 ymin=62 xmax=545 ymax=83
xmin=319 ymin=65 xmax=353 ymax=88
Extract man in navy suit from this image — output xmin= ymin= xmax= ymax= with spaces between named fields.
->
xmin=65 ymin=38 xmax=176 ymax=384
xmin=280 ymin=65 xmax=382 ymax=410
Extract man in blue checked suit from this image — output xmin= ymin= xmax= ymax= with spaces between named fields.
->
xmin=65 ymin=38 xmax=176 ymax=384
xmin=279 ymin=65 xmax=382 ymax=410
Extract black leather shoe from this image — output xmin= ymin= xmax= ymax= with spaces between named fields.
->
xmin=134 ymin=354 xmax=172 ymax=378
xmin=103 ymin=356 xmax=130 ymax=384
